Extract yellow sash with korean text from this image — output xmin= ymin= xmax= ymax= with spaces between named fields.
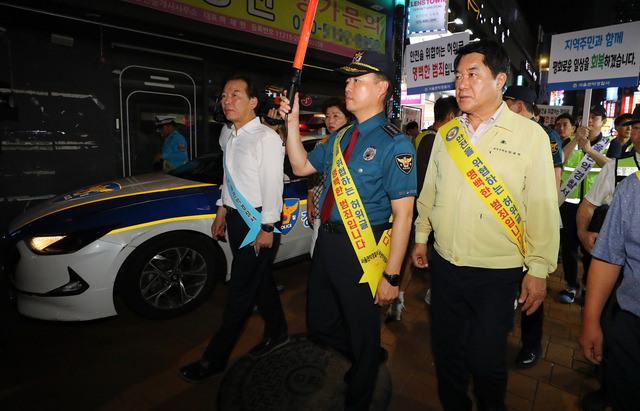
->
xmin=330 ymin=126 xmax=392 ymax=297
xmin=440 ymin=119 xmax=526 ymax=256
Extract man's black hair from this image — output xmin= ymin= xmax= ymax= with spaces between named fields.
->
xmin=222 ymin=73 xmax=259 ymax=100
xmin=556 ymin=112 xmax=575 ymax=126
xmin=454 ymin=39 xmax=510 ymax=79
xmin=434 ymin=96 xmax=460 ymax=122
xmin=405 ymin=121 xmax=419 ymax=131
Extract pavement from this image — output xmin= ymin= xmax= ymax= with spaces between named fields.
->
xmin=0 ymin=258 xmax=605 ymax=410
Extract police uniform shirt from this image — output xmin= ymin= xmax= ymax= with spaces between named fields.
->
xmin=544 ymin=125 xmax=563 ymax=168
xmin=163 ymin=130 xmax=188 ymax=170
xmin=217 ymin=117 xmax=285 ymax=224
xmin=307 ymin=111 xmax=417 ymax=226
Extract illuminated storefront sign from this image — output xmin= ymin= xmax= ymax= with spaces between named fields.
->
xmin=124 ymin=0 xmax=386 ymax=56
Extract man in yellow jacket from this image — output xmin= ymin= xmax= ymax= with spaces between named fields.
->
xmin=412 ymin=40 xmax=559 ymax=410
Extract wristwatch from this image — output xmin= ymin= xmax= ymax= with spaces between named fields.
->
xmin=260 ymin=224 xmax=275 ymax=233
xmin=382 ymin=271 xmax=401 ymax=287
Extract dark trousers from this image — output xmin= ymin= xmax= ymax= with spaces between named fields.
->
xmin=308 ymin=227 xmax=383 ymax=411
xmin=521 ymin=302 xmax=543 ymax=352
xmin=430 ymin=251 xmax=522 ymax=411
xmin=560 ymin=202 xmax=592 ymax=288
xmin=202 ymin=211 xmax=287 ymax=366
xmin=606 ymin=309 xmax=640 ymax=411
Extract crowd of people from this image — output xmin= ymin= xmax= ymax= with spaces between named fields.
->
xmin=173 ymin=40 xmax=638 ymax=411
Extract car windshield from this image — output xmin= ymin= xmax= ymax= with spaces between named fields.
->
xmin=168 ymin=153 xmax=224 ymax=184
xmin=168 ymin=136 xmax=323 ymax=184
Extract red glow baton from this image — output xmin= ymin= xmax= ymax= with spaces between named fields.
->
xmin=285 ymin=0 xmax=319 ymax=103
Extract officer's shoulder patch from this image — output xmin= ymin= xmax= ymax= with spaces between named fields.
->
xmin=381 ymin=123 xmax=402 ymax=137
xmin=395 ymin=153 xmax=414 ymax=174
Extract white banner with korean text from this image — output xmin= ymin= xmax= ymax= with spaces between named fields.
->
xmin=548 ymin=21 xmax=640 ymax=91
xmin=537 ymin=105 xmax=573 ymax=127
xmin=405 ymin=32 xmax=469 ymax=95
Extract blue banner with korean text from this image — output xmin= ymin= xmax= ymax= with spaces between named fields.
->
xmin=548 ymin=21 xmax=640 ymax=91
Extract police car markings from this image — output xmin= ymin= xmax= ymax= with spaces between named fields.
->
xmin=15 ymin=184 xmax=216 ymax=231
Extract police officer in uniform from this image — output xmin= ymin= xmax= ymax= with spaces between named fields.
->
xmin=280 ymin=50 xmax=417 ymax=410
xmin=154 ymin=116 xmax=188 ymax=172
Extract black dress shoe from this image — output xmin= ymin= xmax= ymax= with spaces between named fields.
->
xmin=248 ymin=334 xmax=290 ymax=358
xmin=178 ymin=359 xmax=225 ymax=383
xmin=580 ymin=387 xmax=609 ymax=411
xmin=515 ymin=348 xmax=540 ymax=368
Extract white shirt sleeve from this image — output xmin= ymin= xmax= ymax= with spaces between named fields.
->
xmin=257 ymin=130 xmax=285 ymax=223
xmin=584 ymin=159 xmax=616 ymax=206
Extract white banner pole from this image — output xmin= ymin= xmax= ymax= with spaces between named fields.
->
xmin=582 ymin=89 xmax=593 ymax=127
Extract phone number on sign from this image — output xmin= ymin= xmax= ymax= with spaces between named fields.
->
xmin=292 ymin=16 xmax=382 ymax=52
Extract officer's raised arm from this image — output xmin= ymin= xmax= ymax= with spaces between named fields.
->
xmin=279 ymin=93 xmax=317 ymax=177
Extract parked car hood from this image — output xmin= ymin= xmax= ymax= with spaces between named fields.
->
xmin=8 ymin=172 xmax=216 ymax=233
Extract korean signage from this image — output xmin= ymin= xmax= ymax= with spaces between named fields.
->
xmin=548 ymin=21 xmax=640 ymax=91
xmin=405 ymin=32 xmax=469 ymax=95
xmin=407 ymin=0 xmax=449 ymax=34
xmin=123 ymin=0 xmax=386 ymax=57
xmin=536 ymin=105 xmax=573 ymax=127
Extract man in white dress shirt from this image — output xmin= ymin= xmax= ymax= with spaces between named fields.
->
xmin=179 ymin=73 xmax=289 ymax=382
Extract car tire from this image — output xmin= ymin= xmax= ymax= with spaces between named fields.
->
xmin=118 ymin=232 xmax=219 ymax=320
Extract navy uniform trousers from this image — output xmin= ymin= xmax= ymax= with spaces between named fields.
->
xmin=202 ymin=209 xmax=287 ymax=367
xmin=308 ymin=226 xmax=386 ymax=411
xmin=430 ymin=251 xmax=522 ymax=411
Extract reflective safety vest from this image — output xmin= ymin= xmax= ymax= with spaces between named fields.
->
xmin=560 ymin=138 xmax=610 ymax=203
xmin=615 ymin=152 xmax=640 ymax=185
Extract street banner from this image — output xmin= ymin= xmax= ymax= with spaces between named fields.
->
xmin=537 ymin=105 xmax=573 ymax=127
xmin=548 ymin=21 xmax=640 ymax=91
xmin=405 ymin=32 xmax=469 ymax=95
xmin=124 ymin=0 xmax=386 ymax=57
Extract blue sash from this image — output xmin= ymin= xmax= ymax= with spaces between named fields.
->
xmin=223 ymin=157 xmax=280 ymax=249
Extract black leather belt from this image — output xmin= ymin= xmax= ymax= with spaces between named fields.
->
xmin=224 ymin=205 xmax=261 ymax=216
xmin=321 ymin=221 xmax=392 ymax=234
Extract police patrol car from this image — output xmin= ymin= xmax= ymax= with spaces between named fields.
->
xmin=2 ymin=150 xmax=313 ymax=321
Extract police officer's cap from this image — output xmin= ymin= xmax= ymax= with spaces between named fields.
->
xmin=155 ymin=115 xmax=176 ymax=128
xmin=334 ymin=50 xmax=397 ymax=83
xmin=623 ymin=114 xmax=640 ymax=126
xmin=589 ymin=105 xmax=607 ymax=119
xmin=503 ymin=86 xmax=536 ymax=106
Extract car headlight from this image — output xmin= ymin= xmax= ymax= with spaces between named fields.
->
xmin=28 ymin=225 xmax=117 ymax=255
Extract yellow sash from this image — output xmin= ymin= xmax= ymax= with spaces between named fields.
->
xmin=440 ymin=118 xmax=526 ymax=256
xmin=330 ymin=126 xmax=392 ymax=297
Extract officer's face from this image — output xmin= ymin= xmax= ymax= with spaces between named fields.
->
xmin=588 ymin=113 xmax=605 ymax=131
xmin=344 ymin=73 xmax=387 ymax=116
xmin=221 ymin=79 xmax=258 ymax=128
xmin=631 ymin=123 xmax=640 ymax=151
xmin=615 ymin=122 xmax=632 ymax=140
xmin=157 ymin=124 xmax=172 ymax=138
xmin=455 ymin=53 xmax=506 ymax=118
xmin=554 ymin=118 xmax=575 ymax=139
